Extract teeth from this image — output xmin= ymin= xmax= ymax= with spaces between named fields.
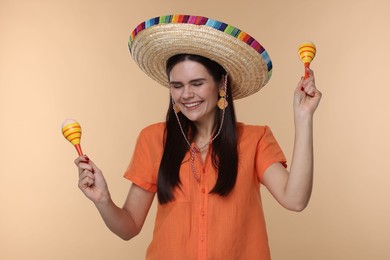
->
xmin=184 ymin=102 xmax=201 ymax=108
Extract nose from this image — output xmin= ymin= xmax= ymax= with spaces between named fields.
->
xmin=182 ymin=85 xmax=194 ymax=99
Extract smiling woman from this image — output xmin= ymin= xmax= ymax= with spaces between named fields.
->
xmin=74 ymin=14 xmax=321 ymax=259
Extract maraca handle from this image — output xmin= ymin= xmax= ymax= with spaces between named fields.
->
xmin=304 ymin=62 xmax=310 ymax=79
xmin=75 ymin=144 xmax=83 ymax=156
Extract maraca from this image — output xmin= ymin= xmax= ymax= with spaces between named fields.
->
xmin=62 ymin=119 xmax=83 ymax=156
xmin=298 ymin=42 xmax=316 ymax=79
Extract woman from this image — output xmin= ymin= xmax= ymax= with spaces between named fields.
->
xmin=75 ymin=15 xmax=321 ymax=259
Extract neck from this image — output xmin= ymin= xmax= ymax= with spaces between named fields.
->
xmin=193 ymin=115 xmax=216 ymax=145
xmin=174 ymin=108 xmax=225 ymax=151
xmin=195 ymin=122 xmax=213 ymax=137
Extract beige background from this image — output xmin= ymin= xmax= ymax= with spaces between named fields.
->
xmin=1 ymin=0 xmax=389 ymax=259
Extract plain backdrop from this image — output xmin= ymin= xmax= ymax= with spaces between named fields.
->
xmin=1 ymin=0 xmax=389 ymax=259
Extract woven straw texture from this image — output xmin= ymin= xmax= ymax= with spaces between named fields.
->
xmin=129 ymin=16 xmax=272 ymax=99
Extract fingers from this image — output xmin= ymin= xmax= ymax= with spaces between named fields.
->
xmin=74 ymin=155 xmax=94 ymax=174
xmin=299 ymin=68 xmax=318 ymax=97
xmin=86 ymin=159 xmax=100 ymax=175
xmin=74 ymin=154 xmax=89 ymax=164
xmin=78 ymin=170 xmax=95 ymax=189
xmin=296 ymin=77 xmax=305 ymax=92
xmin=75 ymin=156 xmax=95 ymax=189
xmin=302 ymin=81 xmax=316 ymax=97
xmin=305 ymin=68 xmax=315 ymax=82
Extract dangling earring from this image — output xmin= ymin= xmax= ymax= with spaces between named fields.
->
xmin=171 ymin=94 xmax=181 ymax=113
xmin=217 ymin=74 xmax=228 ymax=110
xmin=173 ymin=103 xmax=181 ymax=113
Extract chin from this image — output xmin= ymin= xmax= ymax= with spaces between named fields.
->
xmin=183 ymin=114 xmax=201 ymax=122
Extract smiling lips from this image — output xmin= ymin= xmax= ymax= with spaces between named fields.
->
xmin=183 ymin=101 xmax=202 ymax=109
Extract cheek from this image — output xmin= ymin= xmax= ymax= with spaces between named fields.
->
xmin=170 ymin=89 xmax=180 ymax=101
xmin=210 ymin=90 xmax=219 ymax=103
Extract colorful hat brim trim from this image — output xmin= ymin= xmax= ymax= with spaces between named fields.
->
xmin=129 ymin=15 xmax=272 ymax=72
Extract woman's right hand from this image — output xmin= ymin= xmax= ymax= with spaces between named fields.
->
xmin=74 ymin=155 xmax=111 ymax=205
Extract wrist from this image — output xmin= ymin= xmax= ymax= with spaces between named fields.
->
xmin=94 ymin=191 xmax=112 ymax=208
xmin=294 ymin=112 xmax=313 ymax=126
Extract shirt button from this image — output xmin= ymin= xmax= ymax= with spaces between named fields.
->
xmin=200 ymin=210 xmax=205 ymax=216
xmin=200 ymin=236 xmax=205 ymax=241
xmin=201 ymin=188 xmax=206 ymax=193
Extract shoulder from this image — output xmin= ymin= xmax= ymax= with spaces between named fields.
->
xmin=236 ymin=122 xmax=272 ymax=140
xmin=136 ymin=122 xmax=166 ymax=145
xmin=139 ymin=122 xmax=165 ymax=136
xmin=236 ymin=122 xmax=286 ymax=169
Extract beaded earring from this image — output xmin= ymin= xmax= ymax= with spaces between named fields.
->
xmin=217 ymin=75 xmax=228 ymax=110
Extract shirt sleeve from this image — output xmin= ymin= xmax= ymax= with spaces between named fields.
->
xmin=123 ymin=125 xmax=164 ymax=193
xmin=255 ymin=126 xmax=287 ymax=183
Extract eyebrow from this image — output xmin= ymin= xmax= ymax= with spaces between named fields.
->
xmin=169 ymin=78 xmax=207 ymax=85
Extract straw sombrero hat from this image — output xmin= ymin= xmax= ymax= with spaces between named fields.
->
xmin=128 ymin=14 xmax=272 ymax=99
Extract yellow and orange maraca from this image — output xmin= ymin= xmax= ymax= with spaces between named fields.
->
xmin=298 ymin=42 xmax=316 ymax=79
xmin=62 ymin=119 xmax=83 ymax=156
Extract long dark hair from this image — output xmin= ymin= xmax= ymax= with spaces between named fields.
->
xmin=157 ymin=54 xmax=238 ymax=204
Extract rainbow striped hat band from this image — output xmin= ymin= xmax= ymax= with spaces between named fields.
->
xmin=128 ymin=14 xmax=272 ymax=99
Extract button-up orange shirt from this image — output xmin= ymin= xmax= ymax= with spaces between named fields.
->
xmin=124 ymin=122 xmax=287 ymax=260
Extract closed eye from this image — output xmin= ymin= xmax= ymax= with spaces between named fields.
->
xmin=191 ymin=79 xmax=205 ymax=87
xmin=169 ymin=82 xmax=183 ymax=89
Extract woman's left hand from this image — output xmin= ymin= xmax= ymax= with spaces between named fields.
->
xmin=293 ymin=68 xmax=322 ymax=117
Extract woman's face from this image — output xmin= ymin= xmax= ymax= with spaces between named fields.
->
xmin=169 ymin=60 xmax=220 ymax=126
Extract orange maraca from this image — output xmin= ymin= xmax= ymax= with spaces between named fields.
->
xmin=298 ymin=42 xmax=316 ymax=79
xmin=62 ymin=119 xmax=83 ymax=156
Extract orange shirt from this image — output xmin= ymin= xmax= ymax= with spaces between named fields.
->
xmin=124 ymin=122 xmax=287 ymax=260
